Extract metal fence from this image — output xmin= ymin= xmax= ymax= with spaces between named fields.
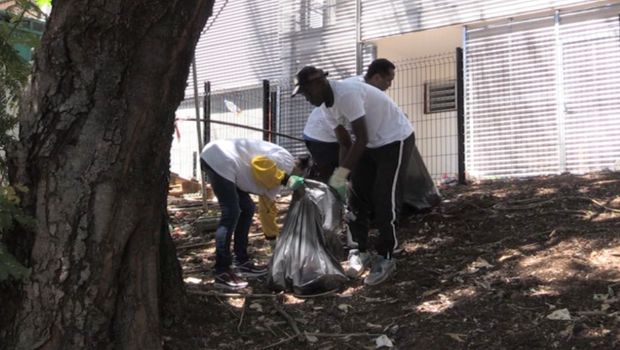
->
xmin=171 ymin=54 xmax=467 ymax=184
xmin=171 ymin=97 xmax=203 ymax=180
xmin=390 ymin=51 xmax=464 ymax=182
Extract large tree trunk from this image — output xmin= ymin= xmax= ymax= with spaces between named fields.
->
xmin=2 ymin=1 xmax=214 ymax=349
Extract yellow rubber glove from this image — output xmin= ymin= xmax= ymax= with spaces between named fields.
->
xmin=258 ymin=195 xmax=278 ymax=240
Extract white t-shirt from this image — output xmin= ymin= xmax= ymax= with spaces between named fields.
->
xmin=201 ymin=139 xmax=294 ymax=200
xmin=320 ymin=80 xmax=414 ymax=148
xmin=343 ymin=75 xmax=365 ymax=83
xmin=302 ymin=107 xmax=338 ymax=143
xmin=303 ymin=76 xmax=365 ymax=143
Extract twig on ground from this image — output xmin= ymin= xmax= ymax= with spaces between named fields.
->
xmin=539 ymin=210 xmax=588 ymax=216
xmin=188 ymin=290 xmax=277 ymax=298
xmin=575 ymin=310 xmax=608 ymax=316
xmin=566 ymin=321 xmax=575 ymax=342
xmin=274 ymin=305 xmax=303 ymax=341
xmin=254 ymin=334 xmax=298 ymax=350
xmin=264 ymin=323 xmax=279 ymax=337
xmin=274 ymin=324 xmax=291 ymax=338
xmin=308 ymin=332 xmax=383 ymax=337
xmin=215 ymin=295 xmax=238 ymax=318
xmin=176 ymin=242 xmax=213 ymax=250
xmin=253 ymin=332 xmax=382 ymax=350
xmin=506 ymin=304 xmax=543 ymax=311
xmin=392 ymin=310 xmax=417 ymax=320
xmin=495 ymin=196 xmax=620 ymax=213
xmin=183 ymin=267 xmax=211 ymax=275
xmin=237 ymin=298 xmax=247 ymax=333
xmin=291 ymin=288 xmax=339 ymax=298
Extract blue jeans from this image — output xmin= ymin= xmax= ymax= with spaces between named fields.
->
xmin=203 ymin=163 xmax=255 ymax=274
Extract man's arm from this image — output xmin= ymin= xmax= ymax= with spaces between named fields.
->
xmin=340 ymin=117 xmax=368 ymax=171
xmin=334 ymin=124 xmax=352 ymax=165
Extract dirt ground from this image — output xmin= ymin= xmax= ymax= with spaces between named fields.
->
xmin=163 ymin=171 xmax=620 ymax=350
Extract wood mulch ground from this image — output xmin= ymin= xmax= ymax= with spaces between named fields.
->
xmin=164 ymin=171 xmax=620 ymax=350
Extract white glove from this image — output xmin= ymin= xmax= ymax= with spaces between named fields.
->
xmin=328 ymin=167 xmax=350 ymax=201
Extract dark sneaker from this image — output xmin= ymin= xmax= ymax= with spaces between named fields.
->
xmin=234 ymin=261 xmax=268 ymax=278
xmin=214 ymin=269 xmax=248 ymax=290
xmin=364 ymin=256 xmax=396 ymax=286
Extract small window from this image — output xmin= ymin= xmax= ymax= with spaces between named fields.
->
xmin=424 ymin=80 xmax=456 ymax=114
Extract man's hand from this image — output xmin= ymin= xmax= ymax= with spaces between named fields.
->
xmin=328 ymin=167 xmax=350 ymax=202
xmin=286 ymin=175 xmax=305 ymax=191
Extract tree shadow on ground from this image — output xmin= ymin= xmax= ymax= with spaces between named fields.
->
xmin=163 ymin=171 xmax=620 ymax=350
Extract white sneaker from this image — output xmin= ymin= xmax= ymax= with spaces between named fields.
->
xmin=364 ymin=256 xmax=396 ymax=286
xmin=345 ymin=249 xmax=372 ymax=278
xmin=345 ymin=226 xmax=358 ymax=249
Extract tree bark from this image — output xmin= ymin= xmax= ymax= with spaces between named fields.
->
xmin=3 ymin=1 xmax=214 ymax=349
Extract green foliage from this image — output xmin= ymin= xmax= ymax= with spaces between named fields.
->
xmin=0 ymin=0 xmax=46 ymax=282
xmin=1 ymin=1 xmax=43 ymax=176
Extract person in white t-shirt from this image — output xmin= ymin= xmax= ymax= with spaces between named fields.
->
xmin=302 ymin=59 xmax=396 ymax=182
xmin=292 ymin=65 xmax=415 ymax=286
xmin=200 ymin=139 xmax=305 ymax=290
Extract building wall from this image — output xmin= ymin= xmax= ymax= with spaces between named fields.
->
xmin=182 ymin=0 xmax=617 ymax=180
xmin=188 ymin=0 xmax=281 ymax=94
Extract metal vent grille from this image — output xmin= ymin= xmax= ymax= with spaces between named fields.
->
xmin=425 ymin=81 xmax=456 ymax=114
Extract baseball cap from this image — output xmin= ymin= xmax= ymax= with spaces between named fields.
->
xmin=291 ymin=66 xmax=329 ymax=97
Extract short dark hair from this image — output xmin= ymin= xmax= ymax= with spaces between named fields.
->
xmin=296 ymin=154 xmax=316 ymax=179
xmin=365 ymin=59 xmax=395 ymax=79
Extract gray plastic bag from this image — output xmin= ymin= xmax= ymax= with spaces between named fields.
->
xmin=268 ymin=180 xmax=346 ymax=295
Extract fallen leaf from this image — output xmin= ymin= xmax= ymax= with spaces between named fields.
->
xmin=375 ymin=334 xmax=394 ymax=348
xmin=547 ymin=308 xmax=571 ymax=320
xmin=294 ymin=318 xmax=309 ymax=325
xmin=593 ymin=294 xmax=608 ymax=301
xmin=471 ymin=257 xmax=494 ymax=270
xmin=338 ymin=304 xmax=353 ymax=313
xmin=446 ymin=333 xmax=466 ymax=342
xmin=305 ymin=333 xmax=318 ymax=343
xmin=249 ymin=303 xmax=263 ymax=312
xmin=421 ymin=288 xmax=441 ymax=298
xmin=366 ymin=322 xmax=383 ymax=331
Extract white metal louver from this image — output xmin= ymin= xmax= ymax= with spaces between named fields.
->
xmin=188 ymin=0 xmax=282 ymax=94
xmin=465 ymin=4 xmax=620 ymax=179
xmin=277 ymin=0 xmax=361 ymax=156
xmin=361 ymin=0 xmax=597 ymax=41
xmin=560 ymin=8 xmax=620 ymax=173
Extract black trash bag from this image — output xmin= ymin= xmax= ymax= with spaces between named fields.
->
xmin=402 ymin=145 xmax=442 ymax=214
xmin=268 ymin=180 xmax=346 ymax=295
